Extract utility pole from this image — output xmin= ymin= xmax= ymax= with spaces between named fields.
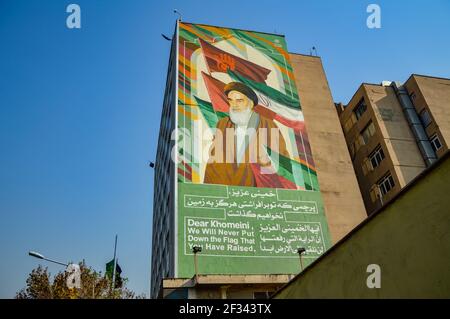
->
xmin=192 ymin=246 xmax=202 ymax=281
xmin=378 ymin=187 xmax=384 ymax=207
xmin=297 ymin=247 xmax=306 ymax=271
xmin=28 ymin=251 xmax=68 ymax=267
xmin=111 ymin=235 xmax=118 ymax=294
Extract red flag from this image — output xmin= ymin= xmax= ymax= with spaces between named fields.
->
xmin=199 ymin=38 xmax=271 ymax=83
xmin=201 ymin=72 xmax=229 ymax=113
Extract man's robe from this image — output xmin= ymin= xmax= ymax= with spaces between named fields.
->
xmin=204 ymin=111 xmax=292 ymax=187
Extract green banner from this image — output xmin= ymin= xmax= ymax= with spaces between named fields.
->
xmin=177 ymin=183 xmax=331 ymax=276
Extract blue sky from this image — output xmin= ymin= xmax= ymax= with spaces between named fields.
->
xmin=0 ymin=0 xmax=449 ymax=298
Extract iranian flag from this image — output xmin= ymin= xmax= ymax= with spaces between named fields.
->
xmin=227 ymin=70 xmax=305 ymax=129
xmin=198 ymin=39 xmax=305 ymax=131
xmin=249 ymin=146 xmax=318 ymax=191
xmin=266 ymin=146 xmax=319 ymax=191
xmin=194 ymin=95 xmax=227 ymax=129
xmin=201 ymin=71 xmax=305 ymax=131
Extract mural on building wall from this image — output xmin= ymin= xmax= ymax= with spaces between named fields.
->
xmin=176 ymin=22 xmax=331 ymax=277
xmin=178 ymin=24 xmax=318 ymax=190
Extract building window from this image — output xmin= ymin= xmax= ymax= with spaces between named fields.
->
xmin=361 ymin=158 xmax=371 ymax=175
xmin=361 ymin=121 xmax=376 ymax=144
xmin=410 ymin=92 xmax=416 ymax=102
xmin=344 ymin=116 xmax=355 ymax=133
xmin=369 ymin=185 xmax=379 ymax=202
xmin=419 ymin=109 xmax=432 ymax=127
xmin=369 ymin=145 xmax=385 ymax=169
xmin=354 ymin=136 xmax=363 ymax=152
xmin=354 ymin=99 xmax=367 ymax=120
xmin=430 ymin=134 xmax=442 ymax=152
xmin=378 ymin=173 xmax=395 ymax=196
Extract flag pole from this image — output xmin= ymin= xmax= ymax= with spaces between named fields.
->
xmin=112 ymin=235 xmax=118 ymax=293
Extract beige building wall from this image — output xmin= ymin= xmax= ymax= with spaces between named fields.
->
xmin=404 ymin=75 xmax=450 ymax=159
xmin=338 ymin=83 xmax=426 ymax=214
xmin=290 ymin=53 xmax=367 ymax=243
xmin=338 ymin=74 xmax=450 ymax=216
xmin=365 ymin=84 xmax=426 ymax=185
xmin=274 ymin=152 xmax=450 ymax=299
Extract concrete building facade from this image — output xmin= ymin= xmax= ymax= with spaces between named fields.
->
xmin=151 ymin=23 xmax=367 ymax=299
xmin=151 ymin=22 xmax=449 ymax=297
xmin=151 ymin=32 xmax=177 ymax=299
xmin=274 ymin=151 xmax=450 ymax=299
xmin=290 ymin=53 xmax=366 ymax=243
xmin=404 ymin=75 xmax=450 ymax=159
xmin=337 ymin=75 xmax=450 ymax=214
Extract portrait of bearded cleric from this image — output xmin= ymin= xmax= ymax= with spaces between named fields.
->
xmin=203 ymin=81 xmax=293 ymax=188
xmin=178 ymin=26 xmax=318 ymax=191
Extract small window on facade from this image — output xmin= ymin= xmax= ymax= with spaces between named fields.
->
xmin=354 ymin=135 xmax=364 ymax=151
xmin=344 ymin=113 xmax=358 ymax=133
xmin=430 ymin=134 xmax=442 ymax=152
xmin=362 ymin=158 xmax=371 ymax=175
xmin=344 ymin=118 xmax=353 ymax=133
xmin=354 ymin=99 xmax=367 ymax=120
xmin=361 ymin=121 xmax=376 ymax=144
xmin=410 ymin=92 xmax=416 ymax=101
xmin=420 ymin=109 xmax=432 ymax=127
xmin=378 ymin=173 xmax=395 ymax=196
xmin=369 ymin=145 xmax=385 ymax=169
xmin=369 ymin=185 xmax=378 ymax=202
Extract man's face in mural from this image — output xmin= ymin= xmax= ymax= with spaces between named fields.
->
xmin=227 ymin=90 xmax=254 ymax=127
xmin=227 ymin=90 xmax=254 ymax=112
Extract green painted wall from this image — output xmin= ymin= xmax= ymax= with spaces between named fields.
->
xmin=178 ymin=183 xmax=331 ymax=276
xmin=275 ymin=153 xmax=450 ymax=298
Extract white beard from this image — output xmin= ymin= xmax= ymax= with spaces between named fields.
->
xmin=229 ymin=107 xmax=253 ymax=128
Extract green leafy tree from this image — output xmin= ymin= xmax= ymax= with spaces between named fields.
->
xmin=15 ymin=261 xmax=145 ymax=299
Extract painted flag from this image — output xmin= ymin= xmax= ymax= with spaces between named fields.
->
xmin=199 ymin=38 xmax=271 ymax=83
xmin=250 ymin=163 xmax=297 ymax=189
xmin=201 ymin=72 xmax=229 ymax=113
xmin=178 ymin=160 xmax=194 ymax=182
xmin=266 ymin=146 xmax=319 ymax=191
xmin=294 ymin=130 xmax=316 ymax=168
xmin=194 ymin=96 xmax=227 ymax=129
xmin=254 ymin=105 xmax=305 ymax=131
xmin=228 ymin=69 xmax=303 ymax=118
xmin=201 ymin=71 xmax=305 ymax=131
